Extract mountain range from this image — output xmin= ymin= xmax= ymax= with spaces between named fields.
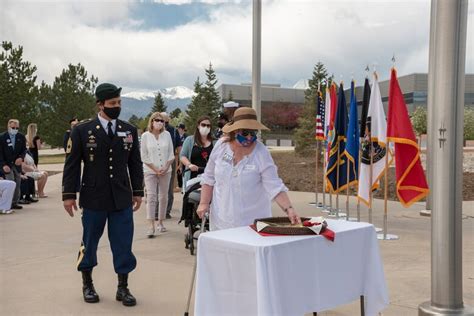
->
xmin=121 ymin=86 xmax=195 ymax=120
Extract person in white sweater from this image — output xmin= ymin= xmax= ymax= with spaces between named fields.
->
xmin=140 ymin=112 xmax=175 ymax=237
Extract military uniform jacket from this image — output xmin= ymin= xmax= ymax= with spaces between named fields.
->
xmin=62 ymin=117 xmax=144 ymax=211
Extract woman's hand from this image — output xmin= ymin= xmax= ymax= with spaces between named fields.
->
xmin=287 ymin=207 xmax=301 ymax=225
xmin=188 ymin=164 xmax=199 ymax=172
xmin=197 ymin=203 xmax=209 ymax=219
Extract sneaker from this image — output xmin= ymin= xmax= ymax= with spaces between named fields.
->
xmin=146 ymin=227 xmax=155 ymax=238
xmin=157 ymin=224 xmax=167 ymax=233
xmin=1 ymin=209 xmax=14 ymax=214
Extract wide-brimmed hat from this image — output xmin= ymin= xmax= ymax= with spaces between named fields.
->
xmin=222 ymin=107 xmax=269 ymax=133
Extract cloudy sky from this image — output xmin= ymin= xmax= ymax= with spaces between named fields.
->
xmin=1 ymin=0 xmax=473 ymax=93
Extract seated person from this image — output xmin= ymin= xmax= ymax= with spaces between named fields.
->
xmin=20 ymin=174 xmax=38 ymax=203
xmin=21 ymin=150 xmax=48 ymax=198
xmin=0 ymin=170 xmax=16 ymax=214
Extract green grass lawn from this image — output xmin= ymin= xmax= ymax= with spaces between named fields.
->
xmin=39 ymin=153 xmax=65 ymax=164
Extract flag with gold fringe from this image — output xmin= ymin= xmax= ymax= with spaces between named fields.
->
xmin=387 ymin=68 xmax=429 ymax=206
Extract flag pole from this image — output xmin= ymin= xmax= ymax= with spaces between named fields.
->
xmin=377 ymin=141 xmax=399 ymax=240
xmin=368 ymin=129 xmax=373 ymax=224
xmin=315 ymin=139 xmax=320 ymax=207
xmin=322 ymin=143 xmax=328 ymax=212
xmin=346 ymin=153 xmax=350 ymax=221
xmin=336 ymin=142 xmax=340 ymax=219
xmin=356 ymin=143 xmax=362 ymax=222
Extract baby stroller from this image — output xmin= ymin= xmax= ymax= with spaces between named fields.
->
xmin=180 ymin=168 xmax=208 ymax=255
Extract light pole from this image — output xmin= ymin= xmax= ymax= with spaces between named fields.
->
xmin=252 ymin=0 xmax=262 ymax=122
xmin=418 ymin=0 xmax=473 ymax=315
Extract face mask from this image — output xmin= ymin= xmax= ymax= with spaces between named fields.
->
xmin=236 ymin=133 xmax=257 ymax=147
xmin=103 ymin=106 xmax=121 ymax=120
xmin=217 ymin=122 xmax=224 ymax=128
xmin=199 ymin=126 xmax=210 ymax=137
xmin=153 ymin=121 xmax=164 ymax=130
xmin=8 ymin=128 xmax=18 ymax=136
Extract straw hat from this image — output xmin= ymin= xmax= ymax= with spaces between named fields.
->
xmin=222 ymin=107 xmax=269 ymax=133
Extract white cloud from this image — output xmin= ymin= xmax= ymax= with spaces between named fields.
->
xmin=1 ymin=0 xmax=472 ymax=92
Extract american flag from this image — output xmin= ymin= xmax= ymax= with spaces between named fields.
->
xmin=315 ymin=90 xmax=325 ymax=140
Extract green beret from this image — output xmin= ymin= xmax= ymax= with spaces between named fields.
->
xmin=95 ymin=83 xmax=122 ymax=102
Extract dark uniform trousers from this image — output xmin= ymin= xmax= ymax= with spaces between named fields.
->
xmin=62 ymin=117 xmax=144 ymax=275
xmin=78 ymin=207 xmax=136 ymax=274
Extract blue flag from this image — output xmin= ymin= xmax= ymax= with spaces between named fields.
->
xmin=344 ymin=81 xmax=359 ymax=187
xmin=326 ymin=83 xmax=349 ymax=192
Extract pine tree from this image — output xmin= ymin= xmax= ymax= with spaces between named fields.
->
xmin=185 ymin=63 xmax=221 ymax=132
xmin=170 ymin=107 xmax=182 ymax=118
xmin=185 ymin=77 xmax=205 ymax=132
xmin=0 ymin=41 xmax=41 ymax=130
xmin=294 ymin=61 xmax=329 ymax=154
xmin=40 ymin=63 xmax=98 ymax=147
xmin=150 ymin=92 xmax=167 ymax=114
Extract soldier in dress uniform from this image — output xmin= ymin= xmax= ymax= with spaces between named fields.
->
xmin=62 ymin=83 xmax=144 ymax=306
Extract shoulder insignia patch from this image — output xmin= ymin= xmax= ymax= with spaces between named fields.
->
xmin=66 ymin=138 xmax=72 ymax=154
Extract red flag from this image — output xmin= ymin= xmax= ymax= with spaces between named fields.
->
xmin=387 ymin=69 xmax=429 ymax=207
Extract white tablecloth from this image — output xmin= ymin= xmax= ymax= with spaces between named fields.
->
xmin=195 ymin=219 xmax=389 ymax=316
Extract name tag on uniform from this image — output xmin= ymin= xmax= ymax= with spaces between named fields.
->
xmin=8 ymin=143 xmax=13 ymax=147
xmin=86 ymin=143 xmax=97 ymax=148
xmin=244 ymin=164 xmax=256 ymax=171
xmin=117 ymin=132 xmax=127 ymax=137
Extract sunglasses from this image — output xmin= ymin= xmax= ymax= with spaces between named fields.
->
xmin=200 ymin=123 xmax=211 ymax=128
xmin=10 ymin=127 xmax=19 ymax=130
xmin=153 ymin=119 xmax=164 ymax=123
xmin=238 ymin=129 xmax=257 ymax=137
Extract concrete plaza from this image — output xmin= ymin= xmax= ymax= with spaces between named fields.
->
xmin=1 ymin=163 xmax=473 ymax=315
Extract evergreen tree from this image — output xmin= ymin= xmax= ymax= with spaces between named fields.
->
xmin=128 ymin=114 xmax=141 ymax=128
xmin=170 ymin=107 xmax=182 ymax=118
xmin=40 ymin=63 xmax=98 ymax=147
xmin=185 ymin=77 xmax=205 ymax=132
xmin=185 ymin=63 xmax=221 ymax=132
xmin=0 ymin=41 xmax=41 ymax=130
xmin=294 ymin=62 xmax=329 ymax=154
xmin=150 ymin=91 xmax=167 ymax=114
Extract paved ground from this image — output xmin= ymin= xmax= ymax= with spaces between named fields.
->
xmin=1 ymin=164 xmax=473 ymax=316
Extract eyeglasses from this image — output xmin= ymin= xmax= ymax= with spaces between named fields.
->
xmin=200 ymin=123 xmax=211 ymax=128
xmin=238 ymin=129 xmax=257 ymax=137
xmin=153 ymin=119 xmax=164 ymax=123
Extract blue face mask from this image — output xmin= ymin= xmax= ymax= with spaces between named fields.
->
xmin=236 ymin=133 xmax=257 ymax=147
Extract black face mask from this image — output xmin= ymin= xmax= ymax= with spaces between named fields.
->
xmin=217 ymin=122 xmax=224 ymax=128
xmin=103 ymin=106 xmax=121 ymax=120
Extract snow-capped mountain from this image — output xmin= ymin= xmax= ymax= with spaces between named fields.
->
xmin=121 ymin=86 xmax=195 ymax=120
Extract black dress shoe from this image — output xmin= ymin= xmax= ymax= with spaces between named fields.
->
xmin=116 ymin=274 xmax=136 ymax=306
xmin=18 ymin=199 xmax=30 ymax=205
xmin=82 ymin=271 xmax=100 ymax=303
xmin=11 ymin=204 xmax=23 ymax=210
xmin=166 ymin=214 xmax=172 ymax=219
xmin=26 ymin=197 xmax=39 ymax=203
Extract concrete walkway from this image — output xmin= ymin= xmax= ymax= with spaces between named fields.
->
xmin=1 ymin=168 xmax=473 ymax=315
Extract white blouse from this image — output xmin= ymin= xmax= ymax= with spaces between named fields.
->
xmin=140 ymin=131 xmax=175 ymax=174
xmin=201 ymin=140 xmax=288 ymax=231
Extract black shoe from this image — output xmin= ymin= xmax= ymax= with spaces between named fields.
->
xmin=116 ymin=274 xmax=136 ymax=306
xmin=26 ymin=196 xmax=39 ymax=203
xmin=166 ymin=214 xmax=172 ymax=219
xmin=18 ymin=199 xmax=30 ymax=205
xmin=82 ymin=271 xmax=100 ymax=303
xmin=11 ymin=204 xmax=23 ymax=210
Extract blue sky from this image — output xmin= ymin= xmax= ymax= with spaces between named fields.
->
xmin=1 ymin=0 xmax=473 ymax=93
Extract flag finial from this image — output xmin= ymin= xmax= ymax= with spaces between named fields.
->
xmin=392 ymin=54 xmax=396 ymax=68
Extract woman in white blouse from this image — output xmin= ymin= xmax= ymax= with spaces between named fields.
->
xmin=140 ymin=112 xmax=175 ymax=237
xmin=196 ymin=107 xmax=301 ymax=231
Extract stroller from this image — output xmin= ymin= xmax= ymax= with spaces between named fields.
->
xmin=180 ymin=168 xmax=209 ymax=255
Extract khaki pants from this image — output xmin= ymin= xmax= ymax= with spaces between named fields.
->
xmin=144 ymin=172 xmax=171 ymax=221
